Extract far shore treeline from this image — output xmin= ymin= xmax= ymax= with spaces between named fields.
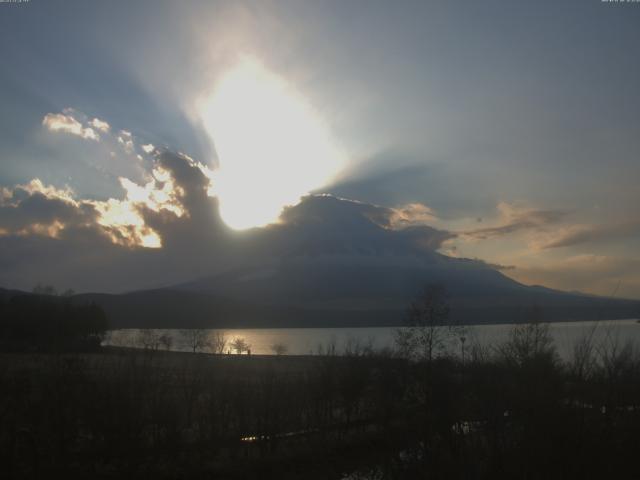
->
xmin=3 ymin=283 xmax=640 ymax=331
xmin=0 ymin=290 xmax=108 ymax=352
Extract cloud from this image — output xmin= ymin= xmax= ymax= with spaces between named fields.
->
xmin=534 ymin=220 xmax=640 ymax=249
xmin=269 ymin=194 xmax=454 ymax=256
xmin=15 ymin=118 xmax=640 ymax=299
xmin=42 ymin=109 xmax=157 ymax=171
xmin=0 ymin=180 xmax=96 ymax=238
xmin=482 ymin=262 xmax=516 ymax=271
xmin=461 ymin=202 xmax=566 ymax=240
xmin=117 ymin=130 xmax=134 ymax=154
xmin=509 ymin=254 xmax=640 ymax=300
xmin=0 ymin=177 xmax=160 ymax=248
xmin=325 ymin=155 xmax=498 ymax=219
xmin=42 ymin=112 xmax=99 ymax=141
xmin=0 ymin=159 xmax=458 ymax=292
xmin=39 ymin=108 xmax=179 ymax=206
xmin=89 ymin=117 xmax=110 ymax=133
xmin=142 ymin=143 xmax=155 ymax=154
xmin=384 ymin=203 xmax=439 ymax=229
xmin=3 ymin=151 xmax=638 ymax=300
xmin=0 ymin=148 xmax=240 ymax=291
xmin=0 ymin=149 xmax=220 ymax=250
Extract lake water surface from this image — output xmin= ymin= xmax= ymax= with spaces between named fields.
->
xmin=104 ymin=319 xmax=640 ymax=360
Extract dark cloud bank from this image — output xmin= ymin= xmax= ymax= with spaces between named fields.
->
xmin=0 ymin=151 xmax=456 ymax=293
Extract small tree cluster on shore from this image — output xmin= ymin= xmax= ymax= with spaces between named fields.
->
xmin=230 ymin=337 xmax=250 ymax=354
xmin=131 ymin=330 xmax=252 ymax=355
xmin=270 ymin=342 xmax=288 ymax=355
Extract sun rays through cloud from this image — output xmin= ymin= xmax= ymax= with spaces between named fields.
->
xmin=198 ymin=58 xmax=346 ymax=230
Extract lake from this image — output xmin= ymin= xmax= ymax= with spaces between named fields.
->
xmin=104 ymin=318 xmax=640 ymax=360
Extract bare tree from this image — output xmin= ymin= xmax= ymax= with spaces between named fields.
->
xmin=209 ymin=331 xmax=227 ymax=354
xmin=597 ymin=327 xmax=637 ymax=384
xmin=270 ymin=342 xmax=288 ymax=356
xmin=497 ymin=306 xmax=556 ymax=366
xmin=159 ymin=333 xmax=173 ymax=351
xmin=343 ymin=336 xmax=375 ymax=357
xmin=570 ymin=323 xmax=599 ymax=380
xmin=395 ymin=284 xmax=463 ymax=361
xmin=316 ymin=336 xmax=338 ymax=356
xmin=181 ymin=329 xmax=211 ymax=353
xmin=136 ymin=330 xmax=162 ymax=351
xmin=230 ymin=337 xmax=249 ymax=354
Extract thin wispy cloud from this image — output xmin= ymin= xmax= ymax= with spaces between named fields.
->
xmin=535 ymin=220 xmax=640 ymax=250
xmin=461 ymin=202 xmax=566 ymax=241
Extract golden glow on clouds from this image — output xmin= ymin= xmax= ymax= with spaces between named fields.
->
xmin=119 ymin=168 xmax=185 ymax=217
xmin=387 ymin=203 xmax=439 ymax=229
xmin=0 ymin=180 xmax=80 ymax=239
xmin=90 ymin=168 xmax=185 ymax=248
xmin=32 ymin=108 xmax=189 ymax=248
xmin=91 ymin=195 xmax=162 ymax=248
xmin=89 ymin=117 xmax=111 ymax=133
xmin=18 ymin=221 xmax=66 ymax=239
xmin=198 ymin=58 xmax=345 ymax=230
xmin=16 ymin=179 xmax=77 ymax=204
xmin=0 ymin=172 xmax=187 ymax=249
xmin=42 ymin=112 xmax=100 ymax=141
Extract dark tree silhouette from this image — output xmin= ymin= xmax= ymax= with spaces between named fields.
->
xmin=395 ymin=284 xmax=464 ymax=361
xmin=180 ymin=328 xmax=210 ymax=353
xmin=0 ymin=294 xmax=108 ymax=352
xmin=230 ymin=337 xmax=249 ymax=354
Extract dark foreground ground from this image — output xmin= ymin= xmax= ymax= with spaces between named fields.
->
xmin=2 ymin=340 xmax=640 ymax=480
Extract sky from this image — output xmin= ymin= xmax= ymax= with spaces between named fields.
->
xmin=0 ymin=0 xmax=639 ymax=298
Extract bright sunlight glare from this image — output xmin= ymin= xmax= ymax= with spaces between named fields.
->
xmin=198 ymin=58 xmax=345 ymax=230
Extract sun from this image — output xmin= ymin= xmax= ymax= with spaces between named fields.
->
xmin=198 ymin=58 xmax=345 ymax=230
